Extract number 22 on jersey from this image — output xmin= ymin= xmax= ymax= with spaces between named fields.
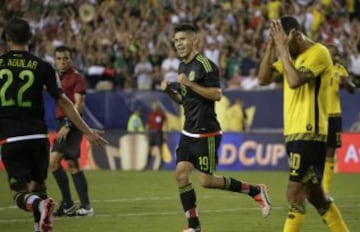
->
xmin=0 ymin=69 xmax=34 ymax=107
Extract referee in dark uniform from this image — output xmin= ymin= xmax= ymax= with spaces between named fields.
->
xmin=49 ymin=45 xmax=94 ymax=217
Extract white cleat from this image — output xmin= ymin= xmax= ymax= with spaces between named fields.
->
xmin=253 ymin=184 xmax=271 ymax=218
xmin=75 ymin=207 xmax=94 ymax=216
xmin=40 ymin=198 xmax=55 ymax=232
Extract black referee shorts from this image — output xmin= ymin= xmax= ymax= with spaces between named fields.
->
xmin=51 ymin=119 xmax=82 ymax=160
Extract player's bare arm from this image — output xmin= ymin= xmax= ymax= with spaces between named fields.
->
xmin=160 ymin=80 xmax=183 ymax=104
xmin=177 ymin=73 xmax=222 ymax=101
xmin=74 ymin=93 xmax=86 ymax=113
xmin=56 ymin=94 xmax=107 ymax=148
xmin=271 ymin=20 xmax=310 ymax=89
xmin=258 ymin=33 xmax=276 ymax=86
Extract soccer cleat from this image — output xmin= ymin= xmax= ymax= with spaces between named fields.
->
xmin=183 ymin=227 xmax=202 ymax=232
xmin=53 ymin=201 xmax=76 ymax=217
xmin=253 ymin=184 xmax=271 ymax=218
xmin=39 ymin=198 xmax=55 ymax=232
xmin=327 ymin=195 xmax=334 ymax=202
xmin=75 ymin=207 xmax=94 ymax=216
xmin=34 ymin=222 xmax=40 ymax=232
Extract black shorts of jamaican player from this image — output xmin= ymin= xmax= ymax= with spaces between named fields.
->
xmin=327 ymin=116 xmax=342 ymax=148
xmin=176 ymin=133 xmax=222 ymax=174
xmin=51 ymin=118 xmax=82 ymax=159
xmin=148 ymin=130 xmax=163 ymax=147
xmin=286 ymin=140 xmax=326 ymax=184
xmin=2 ymin=139 xmax=50 ymax=191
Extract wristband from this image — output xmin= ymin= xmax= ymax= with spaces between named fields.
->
xmin=63 ymin=117 xmax=72 ymax=128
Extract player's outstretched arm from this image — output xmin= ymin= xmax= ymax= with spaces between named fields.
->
xmin=161 ymin=80 xmax=183 ymax=104
xmin=56 ymin=94 xmax=108 ymax=148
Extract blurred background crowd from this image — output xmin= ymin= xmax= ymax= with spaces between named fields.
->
xmin=1 ymin=0 xmax=360 ymax=91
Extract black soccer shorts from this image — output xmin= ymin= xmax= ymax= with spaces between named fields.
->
xmin=176 ymin=134 xmax=221 ymax=174
xmin=327 ymin=116 xmax=342 ymax=148
xmin=51 ymin=125 xmax=82 ymax=160
xmin=286 ymin=140 xmax=326 ymax=184
xmin=2 ymin=139 xmax=50 ymax=190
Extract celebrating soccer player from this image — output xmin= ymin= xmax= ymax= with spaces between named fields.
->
xmin=161 ymin=23 xmax=271 ymax=232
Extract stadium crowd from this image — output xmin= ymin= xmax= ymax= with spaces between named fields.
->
xmin=1 ymin=0 xmax=360 ymax=90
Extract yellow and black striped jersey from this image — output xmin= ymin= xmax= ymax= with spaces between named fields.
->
xmin=273 ymin=43 xmax=333 ymax=142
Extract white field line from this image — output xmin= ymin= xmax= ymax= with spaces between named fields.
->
xmin=2 ymin=193 xmax=359 ymax=210
xmin=0 ymin=195 xmax=359 ymax=224
xmin=0 ymin=195 xmax=218 ymax=211
xmin=1 ymin=205 xmax=360 ymax=224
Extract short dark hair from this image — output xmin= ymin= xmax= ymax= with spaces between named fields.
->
xmin=2 ymin=17 xmax=32 ymax=45
xmin=280 ymin=16 xmax=301 ymax=35
xmin=54 ymin=45 xmax=72 ymax=54
xmin=174 ymin=23 xmax=197 ymax=33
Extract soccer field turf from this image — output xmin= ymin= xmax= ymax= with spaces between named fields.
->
xmin=0 ymin=170 xmax=359 ymax=231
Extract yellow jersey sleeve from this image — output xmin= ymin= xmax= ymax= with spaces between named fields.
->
xmin=295 ymin=43 xmax=332 ymax=79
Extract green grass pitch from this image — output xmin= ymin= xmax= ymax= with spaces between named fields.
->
xmin=0 ymin=170 xmax=359 ymax=231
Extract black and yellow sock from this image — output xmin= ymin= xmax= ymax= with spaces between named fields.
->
xmin=72 ymin=171 xmax=90 ymax=208
xmin=14 ymin=192 xmax=41 ymax=213
xmin=32 ymin=189 xmax=47 ymax=223
xmin=323 ymin=157 xmax=335 ymax=194
xmin=53 ymin=167 xmax=72 ymax=204
xmin=283 ymin=203 xmax=306 ymax=232
xmin=322 ymin=202 xmax=349 ymax=232
xmin=179 ymin=183 xmax=200 ymax=229
xmin=223 ymin=177 xmax=260 ymax=197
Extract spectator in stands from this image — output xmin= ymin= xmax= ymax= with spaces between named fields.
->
xmin=226 ymin=99 xmax=248 ymax=132
xmin=0 ymin=0 xmax=359 ymax=92
xmin=240 ymin=43 xmax=257 ymax=76
xmin=204 ymin=40 xmax=220 ymax=66
xmin=161 ymin=48 xmax=180 ymax=84
xmin=346 ymin=41 xmax=360 ymax=87
xmin=134 ymin=52 xmax=153 ymax=90
xmin=267 ymin=0 xmax=283 ymax=21
xmin=240 ymin=68 xmax=259 ymax=90
xmin=227 ymin=66 xmax=243 ymax=89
